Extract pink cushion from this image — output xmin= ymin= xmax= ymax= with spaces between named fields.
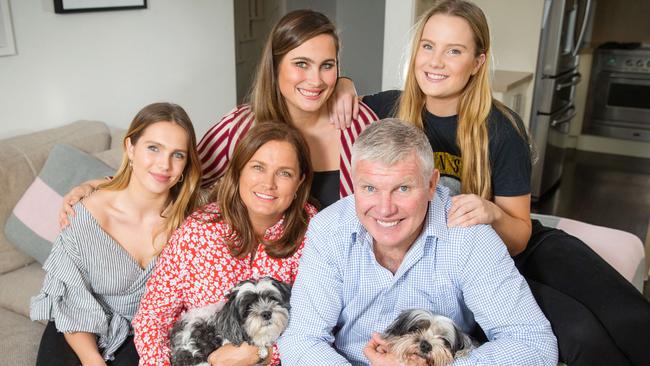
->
xmin=556 ymin=218 xmax=645 ymax=291
xmin=12 ymin=177 xmax=62 ymax=243
xmin=4 ymin=144 xmax=115 ymax=264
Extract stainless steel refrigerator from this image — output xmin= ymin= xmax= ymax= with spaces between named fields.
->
xmin=529 ymin=0 xmax=595 ymax=200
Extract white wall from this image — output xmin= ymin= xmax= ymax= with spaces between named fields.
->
xmin=285 ymin=0 xmax=385 ymax=95
xmin=472 ymin=0 xmax=544 ymax=127
xmin=381 ymin=0 xmax=415 ymax=91
xmin=336 ymin=0 xmax=384 ymax=95
xmin=0 ymin=0 xmax=236 ymax=140
xmin=472 ymin=0 xmax=544 ymax=75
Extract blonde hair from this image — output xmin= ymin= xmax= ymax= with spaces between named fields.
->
xmin=397 ymin=0 xmax=524 ymax=199
xmin=99 ymin=103 xmax=201 ymax=253
xmin=249 ymin=10 xmax=339 ymax=125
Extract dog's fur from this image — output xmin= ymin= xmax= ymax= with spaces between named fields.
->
xmin=382 ymin=309 xmax=476 ymax=366
xmin=169 ymin=277 xmax=292 ymax=366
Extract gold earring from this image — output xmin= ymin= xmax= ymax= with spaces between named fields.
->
xmin=178 ymin=173 xmax=184 ymax=183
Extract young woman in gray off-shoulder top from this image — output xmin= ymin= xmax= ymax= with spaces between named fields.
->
xmin=30 ymin=103 xmax=201 ymax=366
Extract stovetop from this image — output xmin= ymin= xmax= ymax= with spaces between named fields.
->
xmin=595 ymin=45 xmax=650 ymax=74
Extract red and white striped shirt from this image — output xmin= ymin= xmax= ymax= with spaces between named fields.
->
xmin=197 ymin=103 xmax=379 ymax=197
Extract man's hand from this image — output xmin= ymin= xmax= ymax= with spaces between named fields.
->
xmin=363 ymin=333 xmax=400 ymax=366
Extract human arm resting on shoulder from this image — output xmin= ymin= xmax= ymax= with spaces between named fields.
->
xmin=447 ymin=194 xmax=531 ymax=256
xmin=453 ymin=225 xmax=558 ymax=365
xmin=197 ymin=106 xmax=254 ymax=189
xmin=329 ymin=76 xmax=360 ymax=129
xmin=277 ymin=218 xmax=352 ymax=365
xmin=133 ymin=225 xmax=189 ymax=366
xmin=58 ymin=178 xmax=107 ymax=229
xmin=448 ymin=107 xmax=533 ymax=256
xmin=63 ymin=332 xmax=107 ymax=366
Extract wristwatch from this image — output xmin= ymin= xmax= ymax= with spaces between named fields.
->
xmin=257 ymin=346 xmax=268 ymax=364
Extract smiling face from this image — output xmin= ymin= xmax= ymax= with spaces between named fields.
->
xmin=238 ymin=140 xmax=305 ymax=232
xmin=414 ymin=14 xmax=486 ymax=115
xmin=126 ymin=121 xmax=189 ymax=197
xmin=353 ymin=153 xmax=438 ymax=255
xmin=277 ymin=34 xmax=338 ymax=119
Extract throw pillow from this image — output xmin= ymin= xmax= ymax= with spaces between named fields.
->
xmin=4 ymin=144 xmax=116 ymax=264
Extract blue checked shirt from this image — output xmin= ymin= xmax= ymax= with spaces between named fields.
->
xmin=278 ymin=186 xmax=558 ymax=366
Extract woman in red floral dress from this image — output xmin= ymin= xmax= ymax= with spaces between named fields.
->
xmin=132 ymin=122 xmax=316 ymax=366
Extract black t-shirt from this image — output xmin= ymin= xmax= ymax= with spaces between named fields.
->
xmin=363 ymin=90 xmax=531 ymax=197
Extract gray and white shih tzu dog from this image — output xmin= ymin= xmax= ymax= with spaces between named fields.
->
xmin=169 ymin=277 xmax=292 ymax=366
xmin=382 ymin=309 xmax=477 ymax=366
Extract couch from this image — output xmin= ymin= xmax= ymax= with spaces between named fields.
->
xmin=0 ymin=122 xmax=645 ymax=366
xmin=0 ymin=121 xmax=123 ymax=366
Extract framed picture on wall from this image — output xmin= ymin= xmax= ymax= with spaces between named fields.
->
xmin=0 ymin=0 xmax=16 ymax=56
xmin=54 ymin=0 xmax=147 ymax=14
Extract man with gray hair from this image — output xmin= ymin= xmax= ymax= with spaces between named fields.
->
xmin=278 ymin=119 xmax=558 ymax=366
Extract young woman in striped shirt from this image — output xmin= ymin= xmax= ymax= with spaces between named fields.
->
xmin=31 ymin=103 xmax=202 ymax=366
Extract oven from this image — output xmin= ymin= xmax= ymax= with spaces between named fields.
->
xmin=584 ymin=48 xmax=650 ymax=142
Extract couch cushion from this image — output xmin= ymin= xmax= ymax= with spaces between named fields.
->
xmin=0 ymin=262 xmax=45 ymax=318
xmin=0 ymin=307 xmax=44 ymax=366
xmin=4 ymin=144 xmax=115 ymax=264
xmin=93 ymin=147 xmax=123 ymax=170
xmin=0 ymin=121 xmax=110 ymax=274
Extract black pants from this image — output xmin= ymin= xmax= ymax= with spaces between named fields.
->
xmin=36 ymin=321 xmax=139 ymax=366
xmin=514 ymin=220 xmax=650 ymax=366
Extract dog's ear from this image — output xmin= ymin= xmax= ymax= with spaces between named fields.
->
xmin=452 ymin=324 xmax=474 ymax=354
xmin=385 ymin=311 xmax=430 ymax=337
xmin=226 ymin=287 xmax=239 ymax=303
xmin=218 ymin=293 xmax=250 ymax=344
xmin=273 ymin=279 xmax=292 ymax=304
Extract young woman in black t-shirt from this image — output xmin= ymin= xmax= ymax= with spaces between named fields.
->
xmin=334 ymin=1 xmax=650 ymax=365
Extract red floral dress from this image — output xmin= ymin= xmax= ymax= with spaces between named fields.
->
xmin=133 ymin=202 xmax=317 ymax=366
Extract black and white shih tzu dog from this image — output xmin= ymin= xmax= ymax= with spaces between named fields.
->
xmin=382 ymin=309 xmax=477 ymax=366
xmin=169 ymin=277 xmax=292 ymax=366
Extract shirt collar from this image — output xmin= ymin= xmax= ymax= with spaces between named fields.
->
xmin=262 ymin=215 xmax=285 ymax=242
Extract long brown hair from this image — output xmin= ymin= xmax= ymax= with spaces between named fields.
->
xmin=397 ymin=0 xmax=527 ymax=199
xmin=99 ymin=102 xmax=201 ymax=252
xmin=249 ymin=9 xmax=339 ymax=125
xmin=210 ymin=122 xmax=313 ymax=259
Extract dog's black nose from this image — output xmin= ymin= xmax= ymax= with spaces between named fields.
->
xmin=261 ymin=311 xmax=272 ymax=320
xmin=420 ymin=340 xmax=432 ymax=354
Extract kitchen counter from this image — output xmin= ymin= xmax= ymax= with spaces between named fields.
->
xmin=492 ymin=70 xmax=534 ymax=124
xmin=493 ymin=70 xmax=533 ymax=93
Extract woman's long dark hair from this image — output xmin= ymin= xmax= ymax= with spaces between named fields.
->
xmin=209 ymin=122 xmax=313 ymax=259
xmin=249 ymin=9 xmax=339 ymax=125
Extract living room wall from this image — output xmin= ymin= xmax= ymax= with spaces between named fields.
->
xmin=0 ymin=0 xmax=236 ymax=139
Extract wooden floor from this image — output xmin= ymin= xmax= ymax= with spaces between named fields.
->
xmin=532 ymin=149 xmax=650 ymax=241
xmin=531 ymin=148 xmax=650 ymax=298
